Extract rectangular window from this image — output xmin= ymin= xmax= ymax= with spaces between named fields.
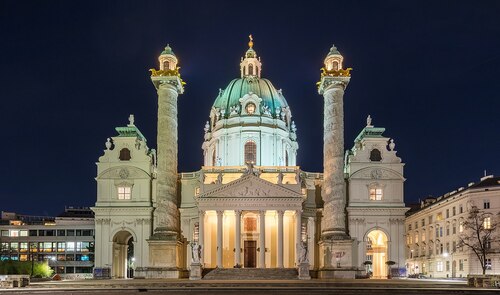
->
xmin=66 ymin=254 xmax=75 ymax=261
xmin=10 ymin=243 xmax=18 ymax=252
xmin=369 ymin=188 xmax=383 ymax=201
xmin=446 ymin=209 xmax=449 ymax=218
xmin=29 ymin=242 xmax=38 ymax=253
xmin=440 ymin=243 xmax=443 ymax=254
xmin=118 ymin=186 xmax=132 ymax=200
xmin=459 ymin=222 xmax=464 ymax=233
xmin=1 ymin=230 xmax=8 ymax=237
xmin=421 ymin=232 xmax=425 ymax=242
xmin=82 ymin=230 xmax=93 ymax=236
xmin=46 ymin=230 xmax=55 ymax=236
xmin=446 ymin=242 xmax=450 ymax=253
xmin=486 ymin=259 xmax=492 ymax=270
xmin=67 ymin=230 xmax=75 ymax=236
xmin=19 ymin=243 xmax=28 ymax=253
xmin=408 ymin=224 xmax=412 ymax=231
xmin=452 ymin=224 xmax=456 ymax=235
xmin=446 ymin=261 xmax=450 ymax=271
xmin=1 ymin=242 xmax=9 ymax=252
xmin=459 ymin=259 xmax=464 ymax=271
xmin=76 ymin=242 xmax=82 ymax=252
xmin=484 ymin=217 xmax=491 ymax=229
xmin=57 ymin=254 xmax=66 ymax=261
xmin=57 ymin=242 xmax=66 ymax=252
xmin=437 ymin=261 xmax=444 ymax=272
xmin=435 ymin=227 xmax=439 ymax=238
xmin=38 ymin=230 xmax=45 ymax=236
xmin=76 ymin=230 xmax=82 ymax=236
xmin=452 ymin=241 xmax=456 ymax=252
xmin=440 ymin=227 xmax=443 ymax=237
xmin=484 ymin=201 xmax=490 ymax=209
xmin=19 ymin=230 xmax=28 ymax=237
xmin=19 ymin=254 xmax=28 ymax=261
xmin=415 ymin=221 xmax=418 ymax=229
xmin=415 ymin=233 xmax=418 ymax=243
xmin=81 ymin=242 xmax=91 ymax=252
xmin=446 ymin=226 xmax=450 ymax=236
xmin=66 ymin=242 xmax=75 ymax=252
xmin=57 ymin=230 xmax=66 ymax=236
xmin=436 ymin=212 xmax=443 ymax=221
xmin=9 ymin=230 xmax=19 ymax=237
xmin=429 ymin=216 xmax=433 ymax=224
xmin=421 ymin=219 xmax=425 ymax=227
xmin=452 ymin=207 xmax=456 ymax=216
xmin=459 ymin=205 xmax=463 ymax=214
xmin=29 ymin=230 xmax=37 ymax=236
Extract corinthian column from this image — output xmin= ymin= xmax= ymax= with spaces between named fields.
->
xmin=318 ymin=45 xmax=350 ymax=240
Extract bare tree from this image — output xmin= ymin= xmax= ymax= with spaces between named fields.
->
xmin=458 ymin=205 xmax=499 ymax=274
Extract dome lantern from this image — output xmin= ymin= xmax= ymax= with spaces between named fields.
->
xmin=240 ymin=35 xmax=262 ymax=78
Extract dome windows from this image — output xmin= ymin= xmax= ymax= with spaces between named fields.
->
xmin=248 ymin=64 xmax=254 ymax=76
xmin=244 ymin=141 xmax=257 ymax=164
xmin=245 ymin=103 xmax=256 ymax=115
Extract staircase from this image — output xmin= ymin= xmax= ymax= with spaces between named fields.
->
xmin=203 ymin=268 xmax=298 ymax=280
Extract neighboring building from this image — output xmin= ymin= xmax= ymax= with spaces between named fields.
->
xmin=92 ymin=38 xmax=408 ymax=279
xmin=405 ymin=175 xmax=500 ymax=278
xmin=0 ymin=207 xmax=95 ymax=279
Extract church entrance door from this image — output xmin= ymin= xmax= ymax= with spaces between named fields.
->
xmin=112 ymin=230 xmax=134 ymax=279
xmin=244 ymin=240 xmax=257 ymax=268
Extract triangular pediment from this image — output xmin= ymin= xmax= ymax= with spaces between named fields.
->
xmin=199 ymin=174 xmax=303 ymax=199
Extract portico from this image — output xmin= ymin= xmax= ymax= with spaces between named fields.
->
xmin=196 ymin=174 xmax=304 ymax=269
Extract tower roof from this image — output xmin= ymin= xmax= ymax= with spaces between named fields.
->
xmin=161 ymin=44 xmax=175 ymax=56
xmin=327 ymin=44 xmax=341 ymax=56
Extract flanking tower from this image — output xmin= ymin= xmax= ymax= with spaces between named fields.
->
xmin=137 ymin=45 xmax=186 ymax=278
xmin=317 ymin=45 xmax=356 ymax=278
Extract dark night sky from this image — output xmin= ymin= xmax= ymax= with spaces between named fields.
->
xmin=1 ymin=1 xmax=499 ymax=216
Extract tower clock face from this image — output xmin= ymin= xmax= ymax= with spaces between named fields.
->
xmin=246 ymin=103 xmax=256 ymax=114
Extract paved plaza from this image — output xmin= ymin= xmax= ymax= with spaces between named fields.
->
xmin=1 ymin=278 xmax=499 ymax=295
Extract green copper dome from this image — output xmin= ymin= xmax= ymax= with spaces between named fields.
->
xmin=161 ymin=44 xmax=175 ymax=56
xmin=213 ymin=77 xmax=288 ymax=117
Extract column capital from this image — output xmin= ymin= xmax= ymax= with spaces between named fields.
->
xmin=235 ymin=209 xmax=242 ymax=216
xmin=216 ymin=210 xmax=224 ymax=216
xmin=277 ymin=210 xmax=285 ymax=216
xmin=198 ymin=209 xmax=206 ymax=216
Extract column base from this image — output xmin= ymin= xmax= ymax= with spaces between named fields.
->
xmin=189 ymin=262 xmax=203 ymax=280
xmin=318 ymin=238 xmax=355 ymax=270
xmin=298 ymin=262 xmax=311 ymax=280
xmin=143 ymin=238 xmax=187 ymax=278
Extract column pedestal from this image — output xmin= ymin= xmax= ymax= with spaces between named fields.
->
xmin=135 ymin=239 xmax=186 ymax=279
xmin=318 ymin=239 xmax=359 ymax=279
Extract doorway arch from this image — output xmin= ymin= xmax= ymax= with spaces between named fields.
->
xmin=366 ymin=230 xmax=388 ymax=278
xmin=112 ymin=230 xmax=134 ymax=278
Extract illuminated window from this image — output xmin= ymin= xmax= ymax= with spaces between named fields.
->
xmin=118 ymin=186 xmax=132 ymax=200
xmin=19 ymin=243 xmax=28 ymax=253
xmin=248 ymin=63 xmax=254 ymax=75
xmin=459 ymin=222 xmax=464 ymax=233
xmin=163 ymin=60 xmax=170 ymax=70
xmin=436 ymin=212 xmax=443 ymax=221
xmin=332 ymin=61 xmax=339 ymax=71
xmin=19 ymin=254 xmax=28 ymax=261
xmin=437 ymin=261 xmax=444 ymax=271
xmin=19 ymin=230 xmax=28 ymax=237
xmin=484 ymin=217 xmax=491 ymax=229
xmin=9 ymin=230 xmax=19 ymax=237
xmin=369 ymin=149 xmax=382 ymax=161
xmin=119 ymin=148 xmax=131 ymax=161
xmin=66 ymin=242 xmax=75 ymax=252
xmin=57 ymin=242 xmax=66 ymax=252
xmin=459 ymin=259 xmax=464 ymax=271
xmin=486 ymin=259 xmax=492 ymax=270
xmin=415 ymin=233 xmax=418 ymax=243
xmin=421 ymin=232 xmax=425 ymax=242
xmin=369 ymin=188 xmax=383 ymax=200
xmin=244 ymin=141 xmax=256 ymax=164
xmin=245 ymin=103 xmax=256 ymax=115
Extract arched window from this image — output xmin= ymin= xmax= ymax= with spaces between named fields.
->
xmin=119 ymin=148 xmax=131 ymax=161
xmin=332 ymin=61 xmax=339 ymax=71
xmin=163 ymin=60 xmax=170 ymax=70
xmin=369 ymin=149 xmax=382 ymax=161
xmin=248 ymin=64 xmax=254 ymax=75
xmin=244 ymin=141 xmax=256 ymax=164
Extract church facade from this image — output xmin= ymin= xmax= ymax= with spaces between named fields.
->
xmin=92 ymin=38 xmax=408 ymax=279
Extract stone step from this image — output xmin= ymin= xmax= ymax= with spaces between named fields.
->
xmin=203 ymin=268 xmax=298 ymax=280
